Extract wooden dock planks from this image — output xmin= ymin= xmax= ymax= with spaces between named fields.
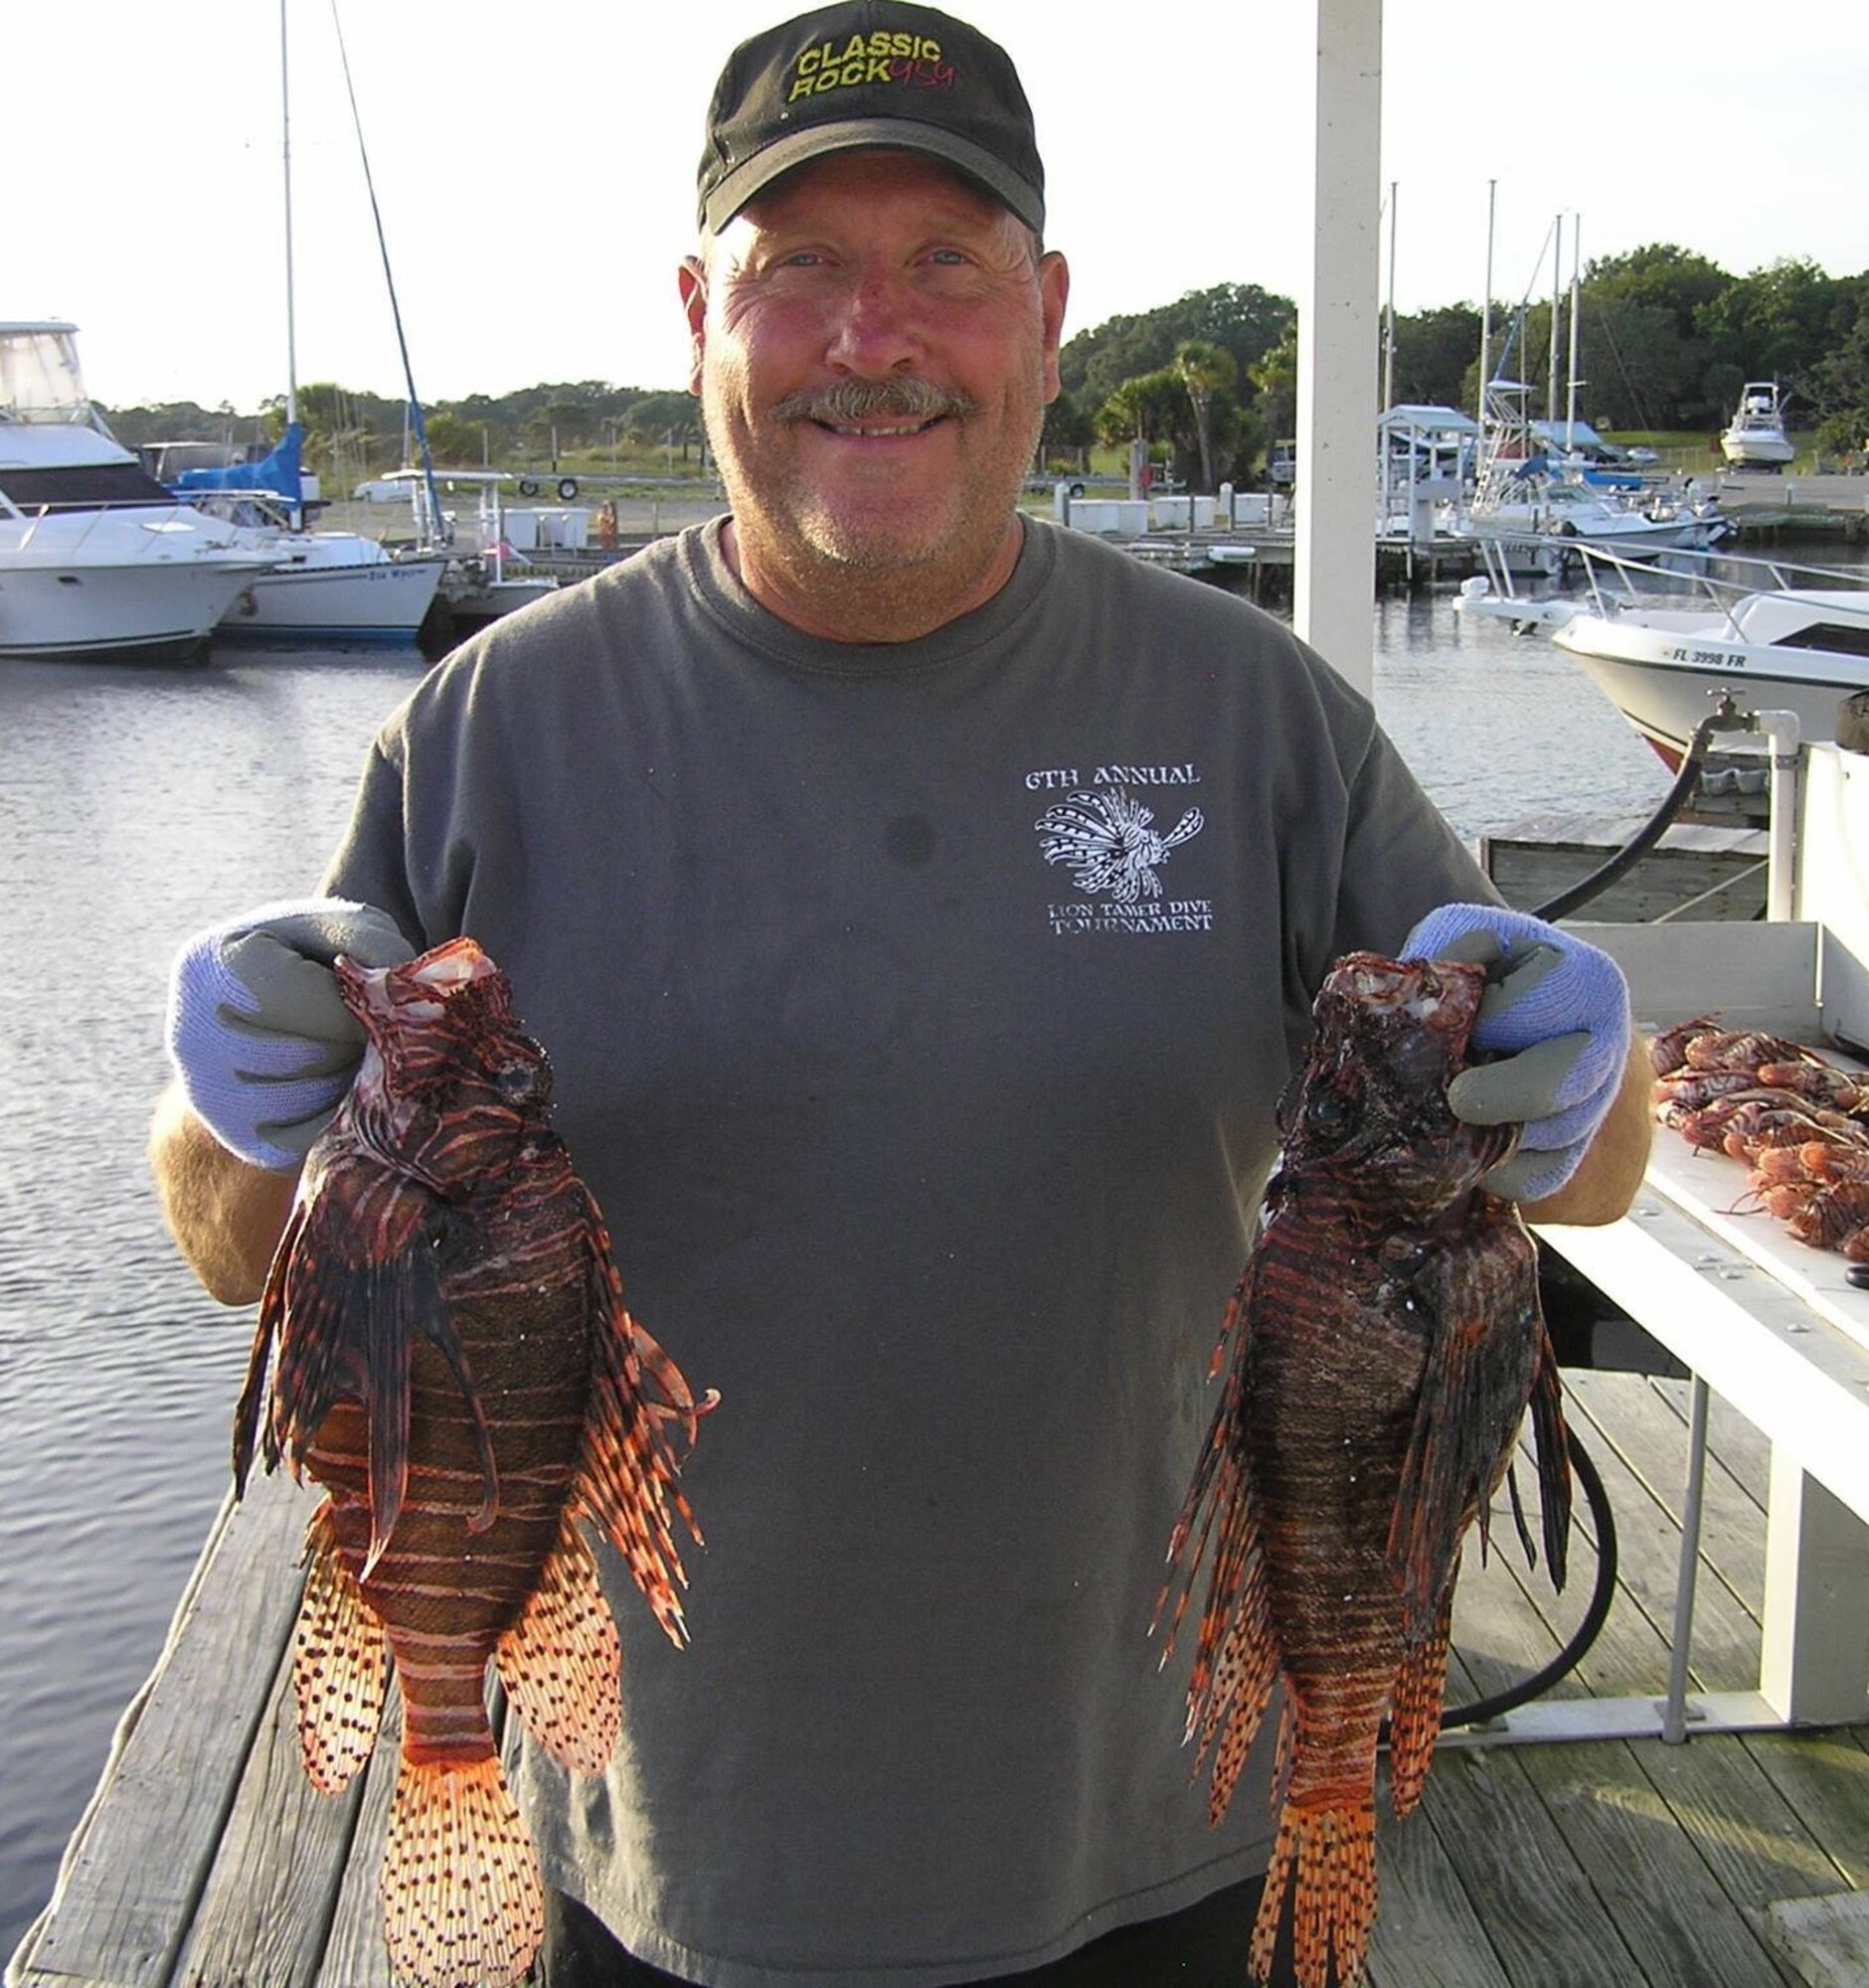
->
xmin=8 ymin=1370 xmax=1866 ymax=1988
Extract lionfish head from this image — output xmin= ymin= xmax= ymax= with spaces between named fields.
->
xmin=334 ymin=938 xmax=555 ymax=1172
xmin=1286 ymin=952 xmax=1516 ymax=1206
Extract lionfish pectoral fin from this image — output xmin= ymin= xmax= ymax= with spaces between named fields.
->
xmin=1387 ymin=1244 xmax=1544 ymax=1638
xmin=1386 ymin=1587 xmax=1454 ymax=1816
xmin=494 ymin=1516 xmax=621 ymax=1775
xmin=258 ymin=1163 xmax=442 ymax=1574
xmin=291 ymin=1502 xmax=390 ymax=1792
xmin=410 ymin=1275 xmax=501 ymax=1537
xmin=379 ymin=1754 xmax=543 ymax=1988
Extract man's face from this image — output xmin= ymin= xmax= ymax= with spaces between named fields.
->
xmin=681 ymin=149 xmax=1069 ymax=638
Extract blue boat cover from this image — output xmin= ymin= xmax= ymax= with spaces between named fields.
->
xmin=171 ymin=422 xmax=304 ymax=502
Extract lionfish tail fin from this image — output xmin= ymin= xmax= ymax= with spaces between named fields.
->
xmin=494 ymin=1516 xmax=622 ymax=1775
xmin=380 ymin=1754 xmax=544 ymax=1988
xmin=1386 ymin=1590 xmax=1453 ymax=1816
xmin=1255 ymin=1797 xmax=1379 ymax=1988
xmin=290 ymin=1502 xmax=390 ymax=1792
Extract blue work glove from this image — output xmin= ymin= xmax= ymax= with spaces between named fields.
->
xmin=165 ymin=898 xmax=417 ymax=1171
xmin=1402 ymin=903 xmax=1630 ymax=1203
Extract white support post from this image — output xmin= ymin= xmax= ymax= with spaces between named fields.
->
xmin=1760 ymin=1445 xmax=1869 ymax=1725
xmin=1296 ymin=0 xmax=1382 ymax=695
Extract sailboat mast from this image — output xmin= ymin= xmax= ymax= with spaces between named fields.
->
xmin=1383 ymin=179 xmax=1397 ymax=415
xmin=1547 ymin=213 xmax=1561 ymax=425
xmin=280 ymin=0 xmax=298 ymax=429
xmin=1476 ymin=179 xmax=1495 ymax=427
xmin=330 ymin=0 xmax=448 ymax=547
xmin=1566 ymin=216 xmax=1582 ymax=437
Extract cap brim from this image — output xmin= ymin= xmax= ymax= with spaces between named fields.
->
xmin=702 ymin=118 xmax=1043 ymax=236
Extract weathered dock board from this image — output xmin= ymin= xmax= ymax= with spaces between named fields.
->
xmin=9 ymin=1371 xmax=1866 ymax=1988
xmin=1481 ymin=813 xmax=1771 ymax=925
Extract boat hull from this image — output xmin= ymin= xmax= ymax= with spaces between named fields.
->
xmin=1721 ymin=435 xmax=1796 ymax=469
xmin=1553 ymin=614 xmax=1868 ymax=766
xmin=1720 ymin=383 xmax=1795 ymax=469
xmin=1462 ymin=510 xmax=1726 ymax=577
xmin=218 ymin=549 xmax=447 ymax=640
xmin=0 ymin=556 xmax=265 ymax=664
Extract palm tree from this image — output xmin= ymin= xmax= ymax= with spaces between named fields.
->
xmin=1096 ymin=371 xmax=1183 ymax=492
xmin=1174 ymin=341 xmax=1235 ymax=492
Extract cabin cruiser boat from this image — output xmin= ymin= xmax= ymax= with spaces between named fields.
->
xmin=1462 ymin=477 xmax=1729 ymax=574
xmin=1721 ymin=381 xmax=1795 ymax=470
xmin=1459 ymin=379 xmax=1726 ymax=575
xmin=1459 ymin=541 xmax=1869 ymax=768
xmin=169 ymin=424 xmax=445 ymax=640
xmin=0 ymin=321 xmax=269 ymax=663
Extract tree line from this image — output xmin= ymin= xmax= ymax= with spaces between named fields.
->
xmin=100 ymin=246 xmax=1869 ymax=493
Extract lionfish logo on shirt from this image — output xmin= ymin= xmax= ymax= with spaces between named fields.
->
xmin=1033 ymin=781 xmax=1213 ymax=936
xmin=786 ymin=30 xmax=955 ymax=100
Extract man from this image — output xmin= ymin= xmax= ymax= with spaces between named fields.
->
xmin=152 ymin=6 xmax=1651 ymax=1984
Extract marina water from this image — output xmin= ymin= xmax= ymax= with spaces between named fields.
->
xmin=3 ymin=557 xmax=1810 ymax=1953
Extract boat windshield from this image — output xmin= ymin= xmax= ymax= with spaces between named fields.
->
xmin=0 ymin=326 xmax=91 ymax=424
xmin=0 ymin=462 xmax=180 ymax=511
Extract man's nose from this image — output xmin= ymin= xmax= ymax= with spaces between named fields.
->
xmin=824 ymin=270 xmax=922 ymax=374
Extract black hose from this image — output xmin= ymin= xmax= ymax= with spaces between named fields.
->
xmin=1531 ymin=702 xmax=1750 ymax=921
xmin=1438 ymin=1426 xmax=1619 ymax=1731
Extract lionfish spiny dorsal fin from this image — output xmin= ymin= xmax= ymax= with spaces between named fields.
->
xmin=573 ymin=1202 xmax=710 ymax=1648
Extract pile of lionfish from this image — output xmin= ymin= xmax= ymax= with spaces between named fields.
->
xmin=1651 ymin=1018 xmax=1869 ymax=1260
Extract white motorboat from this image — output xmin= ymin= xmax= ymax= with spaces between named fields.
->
xmin=1461 ymin=542 xmax=1869 ymax=768
xmin=1463 ymin=476 xmax=1729 ymax=573
xmin=1721 ymin=381 xmax=1796 ymax=470
xmin=1 ymin=321 xmax=270 ymax=664
xmin=1459 ymin=379 xmax=1727 ymax=575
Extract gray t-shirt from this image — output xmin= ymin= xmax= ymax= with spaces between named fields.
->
xmin=322 ymin=517 xmax=1491 ymax=1986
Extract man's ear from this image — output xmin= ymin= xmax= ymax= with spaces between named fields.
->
xmin=678 ymin=255 xmax=708 ymax=397
xmin=1038 ymin=251 xmax=1070 ymax=402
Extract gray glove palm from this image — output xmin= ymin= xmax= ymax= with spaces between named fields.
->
xmin=1403 ymin=905 xmax=1631 ymax=1203
xmin=165 ymin=899 xmax=417 ymax=1170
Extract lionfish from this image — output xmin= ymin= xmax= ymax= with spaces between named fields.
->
xmin=233 ymin=937 xmax=711 ymax=1988
xmin=1155 ymin=951 xmax=1572 ymax=1988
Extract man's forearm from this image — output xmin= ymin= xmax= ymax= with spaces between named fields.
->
xmin=149 ymin=1081 xmax=298 ymax=1304
xmin=1520 ymin=1024 xmax=1653 ymax=1229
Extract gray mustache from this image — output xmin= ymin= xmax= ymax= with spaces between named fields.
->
xmin=772 ymin=378 xmax=977 ymax=426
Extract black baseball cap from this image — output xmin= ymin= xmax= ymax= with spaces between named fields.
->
xmin=698 ymin=3 xmax=1045 ymax=236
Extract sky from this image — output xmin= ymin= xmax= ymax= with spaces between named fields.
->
xmin=12 ymin=1 xmax=1867 ymax=418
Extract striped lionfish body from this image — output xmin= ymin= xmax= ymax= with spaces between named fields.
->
xmin=232 ymin=937 xmax=710 ymax=1988
xmin=1156 ymin=953 xmax=1571 ymax=1988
